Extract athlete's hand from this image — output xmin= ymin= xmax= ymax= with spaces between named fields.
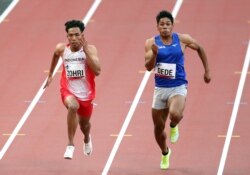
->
xmin=43 ymin=76 xmax=52 ymax=89
xmin=204 ymin=71 xmax=211 ymax=83
xmin=80 ymin=35 xmax=88 ymax=51
xmin=151 ymin=43 xmax=158 ymax=55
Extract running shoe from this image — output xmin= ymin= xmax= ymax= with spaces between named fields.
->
xmin=160 ymin=148 xmax=171 ymax=170
xmin=64 ymin=145 xmax=75 ymax=159
xmin=84 ymin=135 xmax=93 ymax=156
xmin=170 ymin=125 xmax=179 ymax=143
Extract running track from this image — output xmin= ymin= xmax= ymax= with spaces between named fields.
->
xmin=0 ymin=0 xmax=249 ymax=175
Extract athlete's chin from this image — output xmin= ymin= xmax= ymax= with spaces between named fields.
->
xmin=161 ymin=32 xmax=170 ymax=38
xmin=71 ymin=43 xmax=80 ymax=49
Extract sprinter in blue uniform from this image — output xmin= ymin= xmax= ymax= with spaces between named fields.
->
xmin=145 ymin=10 xmax=211 ymax=170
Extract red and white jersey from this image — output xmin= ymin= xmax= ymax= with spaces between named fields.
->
xmin=60 ymin=45 xmax=95 ymax=101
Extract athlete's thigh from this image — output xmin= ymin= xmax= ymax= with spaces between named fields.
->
xmin=77 ymin=100 xmax=93 ymax=118
xmin=64 ymin=95 xmax=79 ymax=109
xmin=168 ymin=95 xmax=186 ymax=115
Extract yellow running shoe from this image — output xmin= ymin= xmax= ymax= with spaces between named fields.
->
xmin=170 ymin=125 xmax=179 ymax=143
xmin=160 ymin=148 xmax=171 ymax=170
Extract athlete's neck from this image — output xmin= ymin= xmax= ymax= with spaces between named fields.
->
xmin=160 ymin=35 xmax=172 ymax=45
xmin=70 ymin=46 xmax=81 ymax=52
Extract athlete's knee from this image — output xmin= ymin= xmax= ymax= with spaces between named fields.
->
xmin=169 ymin=110 xmax=183 ymax=121
xmin=64 ymin=96 xmax=79 ymax=113
xmin=67 ymin=103 xmax=79 ymax=113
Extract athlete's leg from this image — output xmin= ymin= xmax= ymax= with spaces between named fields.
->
xmin=77 ymin=100 xmax=93 ymax=143
xmin=77 ymin=100 xmax=93 ymax=156
xmin=78 ymin=116 xmax=91 ymax=143
xmin=152 ymin=108 xmax=169 ymax=154
xmin=63 ymin=95 xmax=79 ymax=146
xmin=168 ymin=95 xmax=186 ymax=127
xmin=78 ymin=116 xmax=93 ymax=156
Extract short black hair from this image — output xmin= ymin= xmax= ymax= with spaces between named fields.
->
xmin=65 ymin=20 xmax=85 ymax=32
xmin=156 ymin=10 xmax=174 ymax=24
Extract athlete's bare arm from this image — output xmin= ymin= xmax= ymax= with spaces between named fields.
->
xmin=145 ymin=37 xmax=158 ymax=71
xmin=43 ymin=43 xmax=65 ymax=89
xmin=80 ymin=35 xmax=101 ymax=76
xmin=179 ymin=34 xmax=211 ymax=83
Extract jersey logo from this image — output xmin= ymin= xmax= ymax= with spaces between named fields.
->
xmin=158 ymin=46 xmax=166 ymax=49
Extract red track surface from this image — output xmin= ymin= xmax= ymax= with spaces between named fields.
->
xmin=0 ymin=0 xmax=249 ymax=175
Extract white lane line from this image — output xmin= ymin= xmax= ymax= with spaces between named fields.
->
xmin=0 ymin=0 xmax=102 ymax=160
xmin=0 ymin=0 xmax=19 ymax=23
xmin=217 ymin=40 xmax=250 ymax=175
xmin=101 ymin=1 xmax=183 ymax=174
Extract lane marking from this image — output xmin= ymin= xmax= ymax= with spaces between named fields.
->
xmin=217 ymin=40 xmax=250 ymax=175
xmin=2 ymin=19 xmax=9 ymax=22
xmin=24 ymin=100 xmax=46 ymax=104
xmin=139 ymin=70 xmax=153 ymax=74
xmin=110 ymin=134 xmax=132 ymax=137
xmin=44 ymin=70 xmax=62 ymax=73
xmin=0 ymin=0 xmax=102 ymax=160
xmin=3 ymin=133 xmax=25 ymax=136
xmin=217 ymin=135 xmax=240 ymax=138
xmin=125 ymin=100 xmax=146 ymax=104
xmin=174 ymin=19 xmax=180 ymax=23
xmin=89 ymin=19 xmax=96 ymax=23
xmin=226 ymin=102 xmax=247 ymax=105
xmin=139 ymin=70 xmax=146 ymax=73
xmin=234 ymin=71 xmax=250 ymax=74
xmin=0 ymin=0 xmax=19 ymax=23
xmin=101 ymin=1 xmax=183 ymax=174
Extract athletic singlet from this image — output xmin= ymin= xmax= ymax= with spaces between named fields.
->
xmin=154 ymin=33 xmax=188 ymax=87
xmin=60 ymin=45 xmax=95 ymax=101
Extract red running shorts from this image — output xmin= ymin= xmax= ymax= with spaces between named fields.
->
xmin=61 ymin=88 xmax=93 ymax=118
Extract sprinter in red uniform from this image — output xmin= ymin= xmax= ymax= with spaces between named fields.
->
xmin=44 ymin=20 xmax=101 ymax=159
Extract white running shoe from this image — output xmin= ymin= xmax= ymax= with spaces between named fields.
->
xmin=84 ymin=135 xmax=93 ymax=156
xmin=64 ymin=145 xmax=75 ymax=159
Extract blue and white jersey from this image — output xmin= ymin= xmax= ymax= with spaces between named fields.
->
xmin=154 ymin=33 xmax=188 ymax=87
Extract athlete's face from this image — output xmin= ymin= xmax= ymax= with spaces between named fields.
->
xmin=157 ymin=17 xmax=173 ymax=38
xmin=67 ymin=27 xmax=83 ymax=50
